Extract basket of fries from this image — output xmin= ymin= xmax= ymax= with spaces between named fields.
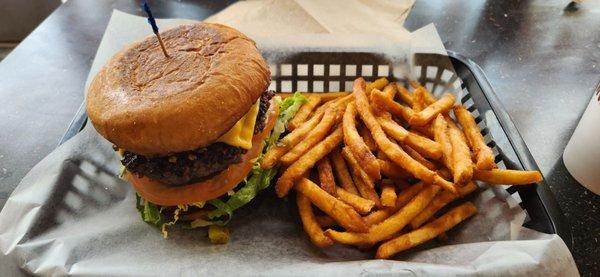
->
xmin=62 ymin=50 xmax=570 ymax=257
xmin=257 ymin=50 xmax=571 ymax=256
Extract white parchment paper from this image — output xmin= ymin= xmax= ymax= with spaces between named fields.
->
xmin=0 ymin=4 xmax=577 ymax=276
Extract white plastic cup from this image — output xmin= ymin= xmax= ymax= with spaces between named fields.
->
xmin=563 ymin=85 xmax=600 ymax=195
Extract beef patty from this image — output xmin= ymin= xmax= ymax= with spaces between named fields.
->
xmin=121 ymin=91 xmax=274 ymax=186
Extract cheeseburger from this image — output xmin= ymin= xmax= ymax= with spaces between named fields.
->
xmin=86 ymin=23 xmax=305 ymax=242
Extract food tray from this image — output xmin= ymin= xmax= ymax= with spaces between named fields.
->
xmin=61 ymin=51 xmax=571 ymax=249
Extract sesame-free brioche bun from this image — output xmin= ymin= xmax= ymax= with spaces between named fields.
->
xmin=86 ymin=23 xmax=270 ymax=156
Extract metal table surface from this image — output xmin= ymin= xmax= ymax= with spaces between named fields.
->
xmin=0 ymin=0 xmax=598 ymax=275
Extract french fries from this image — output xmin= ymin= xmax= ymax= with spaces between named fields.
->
xmin=281 ymin=105 xmax=340 ymax=166
xmin=363 ymin=209 xmax=393 ymax=226
xmin=265 ymin=76 xmax=542 ymax=259
xmin=408 ymin=93 xmax=456 ymax=126
xmin=447 ymin=120 xmax=473 ymax=184
xmin=316 ymin=215 xmax=337 ymax=228
xmin=336 ymin=187 xmax=375 ymax=215
xmin=410 ymin=181 xmax=477 ymax=229
xmin=366 ymin=77 xmax=389 ymax=94
xmin=330 ymin=149 xmax=359 ymax=195
xmin=262 ymin=109 xmax=325 ymax=169
xmin=358 ymin=123 xmax=377 ymax=151
xmin=343 ymin=103 xmax=380 ymax=180
xmin=396 ymin=182 xmax=425 ymax=208
xmin=276 ymin=127 xmax=343 ymax=197
xmin=412 ymin=87 xmax=426 ymax=112
xmin=454 ymin=105 xmax=496 ymax=170
xmin=325 ymin=185 xmax=440 ymax=246
xmin=378 ymin=158 xmax=410 ymax=180
xmin=297 ymin=193 xmax=333 ymax=247
xmin=380 ymin=180 xmax=397 ymax=207
xmin=295 ymin=178 xmax=368 ymax=233
xmin=409 ymin=80 xmax=437 ymax=105
xmin=354 ymin=79 xmax=458 ymax=195
xmin=382 ymin=83 xmax=397 ymax=99
xmin=317 ymin=157 xmax=337 ymax=196
xmin=342 ymin=148 xmax=382 ymax=207
xmin=376 ymin=202 xmax=477 ymax=258
xmin=395 ymin=83 xmax=414 ymax=106
xmin=473 ymin=169 xmax=543 ymax=184
xmin=403 ymin=144 xmax=437 ymax=171
xmin=371 ymin=84 xmax=397 ymax=114
xmin=377 ymin=115 xmax=442 ymax=159
xmin=371 ymin=89 xmax=416 ymax=122
xmin=409 ymin=79 xmax=421 ymax=89
xmin=342 ymin=147 xmax=375 ymax=188
xmin=433 ymin=115 xmax=453 ymax=170
xmin=288 ymin=95 xmax=322 ymax=130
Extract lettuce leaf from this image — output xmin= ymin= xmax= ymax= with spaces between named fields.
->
xmin=266 ymin=92 xmax=307 ymax=150
xmin=136 ymin=193 xmax=161 ymax=225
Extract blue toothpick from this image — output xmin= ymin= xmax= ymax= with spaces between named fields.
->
xmin=143 ymin=1 xmax=169 ymax=58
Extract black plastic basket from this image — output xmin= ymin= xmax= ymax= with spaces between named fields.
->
xmin=61 ymin=51 xmax=571 ymax=249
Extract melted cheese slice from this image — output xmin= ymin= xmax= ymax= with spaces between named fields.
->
xmin=216 ymin=100 xmax=260 ymax=150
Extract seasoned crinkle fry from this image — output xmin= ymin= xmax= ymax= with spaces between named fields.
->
xmin=281 ymin=105 xmax=341 ymax=166
xmin=262 ymin=108 xmax=325 ymax=169
xmin=453 ymin=105 xmax=496 ymax=170
xmin=330 ymin=149 xmax=359 ymax=195
xmin=324 ymin=185 xmax=440 ymax=246
xmin=408 ymin=93 xmax=456 ymax=126
xmin=343 ymin=102 xmax=380 ymax=180
xmin=353 ymin=78 xmax=457 ymax=195
xmin=276 ymin=126 xmax=343 ymax=197
xmin=288 ymin=95 xmax=322 ymax=130
xmin=295 ymin=178 xmax=368 ymax=233
xmin=336 ymin=187 xmax=375 ymax=215
xmin=410 ymin=181 xmax=477 ymax=229
xmin=296 ymin=193 xmax=333 ymax=247
xmin=317 ymin=157 xmax=337 ymax=196
xmin=376 ymin=202 xmax=477 ymax=259
xmin=473 ymin=169 xmax=543 ymax=184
